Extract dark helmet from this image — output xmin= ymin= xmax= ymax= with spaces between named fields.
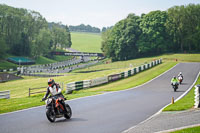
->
xmin=48 ymin=78 xmax=55 ymax=86
xmin=173 ymin=76 xmax=176 ymax=79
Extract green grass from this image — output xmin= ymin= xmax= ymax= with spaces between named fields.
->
xmin=35 ymin=56 xmax=56 ymax=64
xmin=0 ymin=53 xmax=200 ymax=113
xmin=71 ymin=32 xmax=102 ymax=53
xmin=170 ymin=126 xmax=200 ymax=133
xmin=83 ymin=62 xmax=176 ymax=92
xmin=160 ymin=53 xmax=200 ymax=62
xmin=0 ymin=60 xmax=18 ymax=70
xmin=0 ymin=60 xmax=173 ymax=113
xmin=163 ymin=74 xmax=200 ymax=111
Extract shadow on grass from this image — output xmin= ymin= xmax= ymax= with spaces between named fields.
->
xmin=75 ymin=69 xmax=110 ymax=73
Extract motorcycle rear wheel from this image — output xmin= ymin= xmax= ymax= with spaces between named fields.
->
xmin=64 ymin=104 xmax=72 ymax=119
xmin=174 ymin=88 xmax=177 ymax=92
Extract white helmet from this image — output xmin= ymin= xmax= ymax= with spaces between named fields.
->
xmin=179 ymin=72 xmax=182 ymax=74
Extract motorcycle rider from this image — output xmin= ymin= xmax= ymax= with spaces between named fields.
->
xmin=171 ymin=76 xmax=179 ymax=85
xmin=42 ymin=79 xmax=67 ymax=113
xmin=178 ymin=72 xmax=183 ymax=79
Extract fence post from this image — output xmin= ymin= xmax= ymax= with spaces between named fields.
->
xmin=29 ymin=88 xmax=30 ymax=97
xmin=194 ymin=85 xmax=200 ymax=108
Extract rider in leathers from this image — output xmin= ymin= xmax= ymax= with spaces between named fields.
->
xmin=42 ymin=79 xmax=67 ymax=113
xmin=178 ymin=72 xmax=183 ymax=79
xmin=171 ymin=76 xmax=179 ymax=85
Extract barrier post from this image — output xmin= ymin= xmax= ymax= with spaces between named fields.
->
xmin=194 ymin=85 xmax=200 ymax=108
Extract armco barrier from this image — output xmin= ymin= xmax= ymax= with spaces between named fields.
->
xmin=75 ymin=81 xmax=84 ymax=90
xmin=194 ymin=85 xmax=200 ymax=108
xmin=66 ymin=59 xmax=162 ymax=94
xmin=121 ymin=72 xmax=125 ymax=79
xmin=0 ymin=90 xmax=10 ymax=99
xmin=108 ymin=74 xmax=121 ymax=82
xmin=124 ymin=71 xmax=128 ymax=78
xmin=66 ymin=80 xmax=91 ymax=94
xmin=90 ymin=77 xmax=108 ymax=87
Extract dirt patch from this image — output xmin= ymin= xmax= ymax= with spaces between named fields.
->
xmin=0 ymin=73 xmax=23 ymax=83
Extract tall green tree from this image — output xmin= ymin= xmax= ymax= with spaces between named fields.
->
xmin=101 ymin=13 xmax=141 ymax=61
xmin=31 ymin=28 xmax=51 ymax=58
xmin=137 ymin=10 xmax=169 ymax=55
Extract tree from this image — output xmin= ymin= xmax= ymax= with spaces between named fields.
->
xmin=69 ymin=24 xmax=100 ymax=33
xmin=31 ymin=28 xmax=51 ymax=58
xmin=101 ymin=13 xmax=141 ymax=61
xmin=137 ymin=10 xmax=169 ymax=56
xmin=51 ymin=23 xmax=72 ymax=51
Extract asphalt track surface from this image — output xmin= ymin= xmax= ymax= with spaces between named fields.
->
xmin=0 ymin=63 xmax=200 ymax=133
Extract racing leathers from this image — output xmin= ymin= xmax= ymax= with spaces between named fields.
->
xmin=171 ymin=77 xmax=179 ymax=85
xmin=42 ymin=83 xmax=67 ymax=113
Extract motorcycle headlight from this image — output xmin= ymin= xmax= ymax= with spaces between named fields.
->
xmin=45 ymin=98 xmax=52 ymax=105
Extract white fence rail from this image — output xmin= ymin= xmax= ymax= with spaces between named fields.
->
xmin=0 ymin=90 xmax=10 ymax=99
xmin=66 ymin=59 xmax=162 ymax=94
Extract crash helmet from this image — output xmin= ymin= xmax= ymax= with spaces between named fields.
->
xmin=48 ymin=78 xmax=55 ymax=87
xmin=179 ymin=72 xmax=182 ymax=75
xmin=173 ymin=76 xmax=176 ymax=79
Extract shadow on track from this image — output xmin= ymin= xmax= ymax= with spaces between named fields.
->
xmin=180 ymin=83 xmax=188 ymax=85
xmin=55 ymin=118 xmax=88 ymax=123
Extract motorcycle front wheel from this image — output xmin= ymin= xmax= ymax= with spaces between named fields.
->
xmin=64 ymin=104 xmax=72 ymax=119
xmin=46 ymin=108 xmax=56 ymax=122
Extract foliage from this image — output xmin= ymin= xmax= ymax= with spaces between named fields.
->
xmin=138 ymin=10 xmax=170 ymax=56
xmin=166 ymin=4 xmax=200 ymax=52
xmin=69 ymin=24 xmax=100 ymax=33
xmin=101 ymin=26 xmax=113 ymax=32
xmin=0 ymin=4 xmax=71 ymax=59
xmin=101 ymin=13 xmax=141 ymax=61
xmin=102 ymin=4 xmax=200 ymax=61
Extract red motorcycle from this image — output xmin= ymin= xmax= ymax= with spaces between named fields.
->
xmin=178 ymin=76 xmax=183 ymax=84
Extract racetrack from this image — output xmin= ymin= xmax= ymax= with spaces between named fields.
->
xmin=0 ymin=63 xmax=200 ymax=133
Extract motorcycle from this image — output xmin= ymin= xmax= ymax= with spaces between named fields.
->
xmin=171 ymin=82 xmax=179 ymax=92
xmin=42 ymin=96 xmax=72 ymax=122
xmin=178 ymin=76 xmax=183 ymax=84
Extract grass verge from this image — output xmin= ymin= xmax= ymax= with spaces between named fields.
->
xmin=0 ymin=61 xmax=176 ymax=114
xmin=170 ymin=126 xmax=200 ymax=133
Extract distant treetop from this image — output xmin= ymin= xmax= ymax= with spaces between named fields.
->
xmin=69 ymin=24 xmax=101 ymax=33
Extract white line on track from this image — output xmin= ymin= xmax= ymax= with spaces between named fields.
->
xmin=122 ymin=64 xmax=200 ymax=133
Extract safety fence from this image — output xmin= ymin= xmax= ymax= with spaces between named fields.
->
xmin=66 ymin=59 xmax=162 ymax=94
xmin=29 ymin=82 xmax=64 ymax=97
xmin=194 ymin=85 xmax=200 ymax=108
xmin=0 ymin=90 xmax=10 ymax=99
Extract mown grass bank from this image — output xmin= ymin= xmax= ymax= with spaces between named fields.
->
xmin=0 ymin=59 xmax=175 ymax=114
xmin=0 ymin=53 xmax=200 ymax=114
xmin=71 ymin=32 xmax=102 ymax=53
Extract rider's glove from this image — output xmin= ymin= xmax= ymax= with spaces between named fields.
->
xmin=42 ymin=98 xmax=46 ymax=101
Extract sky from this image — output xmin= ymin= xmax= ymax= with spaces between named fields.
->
xmin=0 ymin=0 xmax=199 ymax=29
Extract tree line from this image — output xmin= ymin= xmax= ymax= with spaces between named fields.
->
xmin=101 ymin=4 xmax=200 ymax=61
xmin=69 ymin=24 xmax=101 ymax=33
xmin=0 ymin=4 xmax=72 ymax=59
